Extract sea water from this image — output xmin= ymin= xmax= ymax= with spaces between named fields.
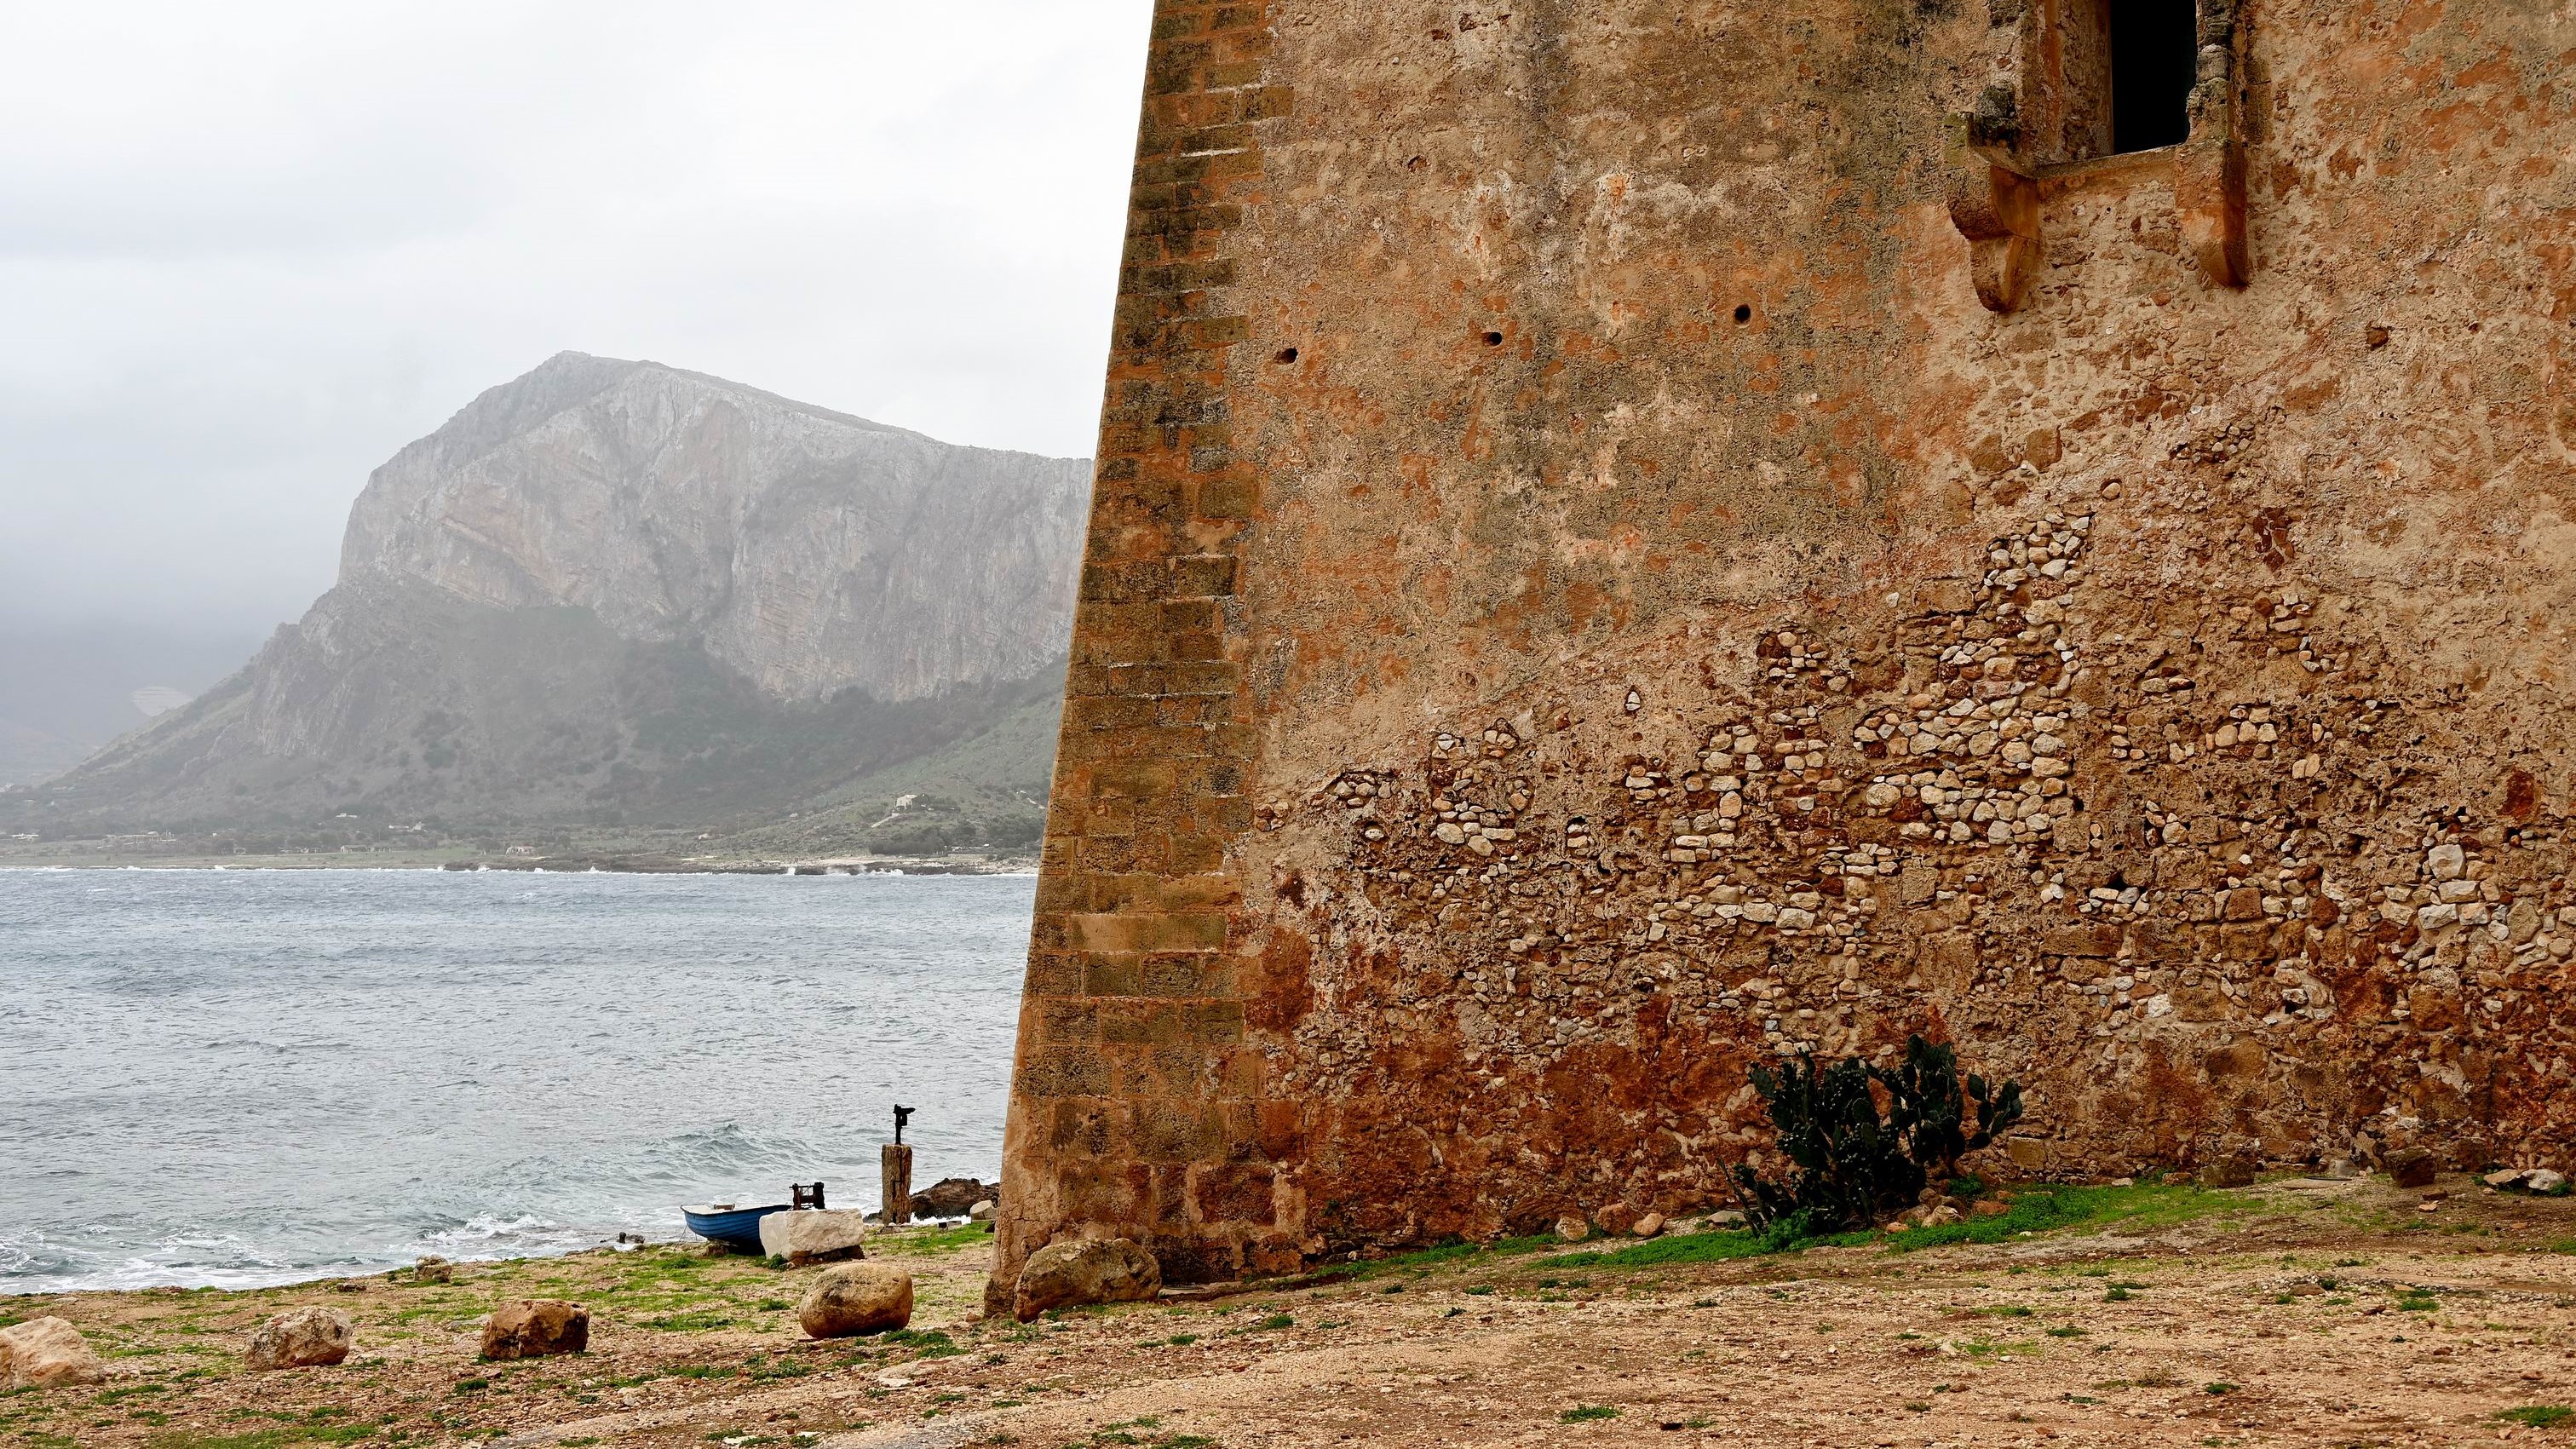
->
xmin=0 ymin=868 xmax=1032 ymax=1293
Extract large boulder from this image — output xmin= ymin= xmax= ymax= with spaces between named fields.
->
xmin=757 ymin=1208 xmax=871 ymax=1265
xmin=2388 ymin=1148 xmax=2440 ymax=1189
xmin=246 ymin=1307 xmax=355 ymax=1371
xmin=1012 ymin=1238 xmax=1161 ymax=1322
xmin=0 ymin=1317 xmax=103 ymax=1391
xmin=797 ymin=1262 xmax=915 ymax=1338
xmin=480 ymin=1301 xmax=589 ymax=1360
xmin=911 ymin=1177 xmax=992 ymax=1219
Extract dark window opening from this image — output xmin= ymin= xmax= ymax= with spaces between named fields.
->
xmin=2110 ymin=0 xmax=2199 ymax=153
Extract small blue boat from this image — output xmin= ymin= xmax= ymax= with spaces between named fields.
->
xmin=681 ymin=1202 xmax=788 ymax=1252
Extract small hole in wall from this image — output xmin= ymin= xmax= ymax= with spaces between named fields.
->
xmin=1732 ymin=304 xmax=1753 ymax=325
xmin=1274 ymin=347 xmax=1300 ymax=364
xmin=1482 ymin=331 xmax=1504 ymax=346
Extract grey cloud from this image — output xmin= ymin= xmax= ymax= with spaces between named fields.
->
xmin=0 ymin=0 xmax=1150 ymax=636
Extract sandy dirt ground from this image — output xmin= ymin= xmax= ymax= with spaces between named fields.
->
xmin=13 ymin=1177 xmax=2576 ymax=1449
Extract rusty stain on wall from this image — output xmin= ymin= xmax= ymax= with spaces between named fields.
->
xmin=991 ymin=0 xmax=2576 ymax=1303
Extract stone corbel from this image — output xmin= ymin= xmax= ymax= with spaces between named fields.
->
xmin=2175 ymin=0 xmax=2251 ymax=288
xmin=1946 ymin=86 xmax=2042 ymax=314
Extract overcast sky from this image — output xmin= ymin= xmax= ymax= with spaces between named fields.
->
xmin=0 ymin=2 xmax=1153 ymax=638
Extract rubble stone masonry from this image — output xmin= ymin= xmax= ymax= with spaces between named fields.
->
xmin=992 ymin=0 xmax=2576 ymax=1305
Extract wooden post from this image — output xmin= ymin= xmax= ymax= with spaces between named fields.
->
xmin=881 ymin=1143 xmax=913 ymax=1226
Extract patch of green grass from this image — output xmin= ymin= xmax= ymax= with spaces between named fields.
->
xmin=95 ymin=1383 xmax=171 ymax=1404
xmin=1560 ymin=1405 xmax=1620 ymax=1423
xmin=872 ymin=1224 xmax=992 ymax=1256
xmin=2205 ymin=1383 xmax=2239 ymax=1395
xmin=2104 ymin=1287 xmax=2135 ymax=1302
xmin=645 ymin=1309 xmax=737 ymax=1332
xmin=880 ymin=1329 xmax=962 ymax=1358
xmin=147 ymin=1426 xmax=382 ymax=1447
xmin=1251 ymin=1314 xmax=1294 ymax=1331
xmin=2498 ymin=1406 xmax=2576 ymax=1429
xmin=2396 ymin=1292 xmax=2439 ymax=1314
xmin=1872 ymin=1183 xmax=2244 ymax=1253
xmin=1981 ymin=1305 xmax=2035 ymax=1318
xmin=1550 ymin=1183 xmax=2238 ymax=1274
xmin=1551 ymin=1229 xmax=1774 ymax=1270
xmin=2046 ymin=1325 xmax=2089 ymax=1338
xmin=1366 ymin=1235 xmax=1557 ymax=1275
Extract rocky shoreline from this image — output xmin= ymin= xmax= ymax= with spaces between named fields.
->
xmin=10 ymin=1173 xmax=2576 ymax=1447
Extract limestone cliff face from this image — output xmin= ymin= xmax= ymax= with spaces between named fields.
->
xmin=341 ymin=352 xmax=1092 ymax=704
xmin=34 ymin=355 xmax=1089 ymax=833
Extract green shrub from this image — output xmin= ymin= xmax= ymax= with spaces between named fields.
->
xmin=1560 ymin=1405 xmax=1620 ymax=1423
xmin=1729 ymin=1036 xmax=2023 ymax=1233
xmin=2498 ymin=1407 xmax=2575 ymax=1429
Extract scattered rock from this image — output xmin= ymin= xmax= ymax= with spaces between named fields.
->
xmin=2531 ymin=1169 xmax=2570 ymax=1196
xmin=1592 ymin=1203 xmax=1639 ymax=1236
xmin=2485 ymin=1168 xmax=2531 ymax=1190
xmin=2388 ymin=1149 xmax=2440 ymax=1189
xmin=1709 ymin=1210 xmax=1747 ymax=1228
xmin=797 ymin=1262 xmax=916 ymax=1337
xmin=1630 ymin=1213 xmax=1665 ymax=1239
xmin=480 ymin=1301 xmax=589 ymax=1360
xmin=911 ymin=1177 xmax=992 ymax=1220
xmin=1554 ymin=1215 xmax=1590 ymax=1244
xmin=0 ymin=1318 xmax=102 ymax=1391
xmin=247 ymin=1308 xmax=355 ymax=1371
xmin=413 ymin=1256 xmax=455 ymax=1284
xmin=968 ymin=1199 xmax=996 ymax=1222
xmin=757 ymin=1208 xmax=871 ymax=1266
xmin=1012 ymin=1237 xmax=1162 ymax=1322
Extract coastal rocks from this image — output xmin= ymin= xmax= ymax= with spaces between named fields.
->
xmin=412 ymin=1256 xmax=455 ymax=1284
xmin=797 ymin=1262 xmax=915 ymax=1338
xmin=911 ymin=1177 xmax=992 ymax=1219
xmin=757 ymin=1209 xmax=871 ymax=1266
xmin=246 ymin=1308 xmax=355 ymax=1371
xmin=480 ymin=1301 xmax=589 ymax=1360
xmin=969 ymin=1199 xmax=997 ymax=1223
xmin=0 ymin=1318 xmax=102 ymax=1391
xmin=1554 ymin=1215 xmax=1590 ymax=1243
xmin=1012 ymin=1238 xmax=1161 ymax=1322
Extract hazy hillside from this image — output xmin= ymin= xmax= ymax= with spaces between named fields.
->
xmin=0 ymin=627 xmax=262 ymax=786
xmin=6 ymin=354 xmax=1086 ymax=854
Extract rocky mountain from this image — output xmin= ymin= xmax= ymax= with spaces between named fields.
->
xmin=15 ymin=354 xmax=1089 ymax=847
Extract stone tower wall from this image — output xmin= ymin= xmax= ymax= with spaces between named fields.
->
xmin=992 ymin=0 xmax=2576 ymax=1302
